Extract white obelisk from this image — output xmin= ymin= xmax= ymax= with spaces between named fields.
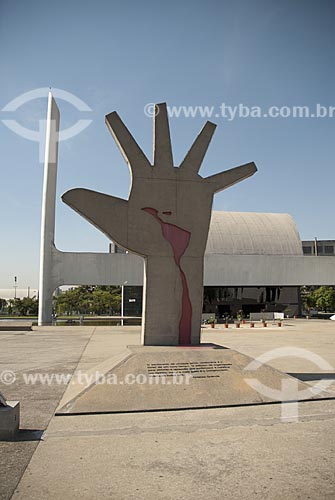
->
xmin=38 ymin=92 xmax=60 ymax=325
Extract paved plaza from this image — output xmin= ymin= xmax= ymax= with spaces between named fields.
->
xmin=0 ymin=320 xmax=334 ymax=499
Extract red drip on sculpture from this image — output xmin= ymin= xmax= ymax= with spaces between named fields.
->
xmin=142 ymin=207 xmax=192 ymax=345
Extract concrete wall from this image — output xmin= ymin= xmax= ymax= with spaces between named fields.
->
xmin=203 ymin=254 xmax=335 ymax=286
xmin=49 ymin=250 xmax=335 ymax=289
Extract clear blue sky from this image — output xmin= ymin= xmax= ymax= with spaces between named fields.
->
xmin=0 ymin=0 xmax=334 ymax=289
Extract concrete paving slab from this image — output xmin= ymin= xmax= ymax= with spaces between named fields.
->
xmin=203 ymin=320 xmax=335 ymax=379
xmin=12 ymin=401 xmax=335 ymax=500
xmin=0 ymin=327 xmax=94 ymax=500
xmin=1 ymin=320 xmax=335 ymax=500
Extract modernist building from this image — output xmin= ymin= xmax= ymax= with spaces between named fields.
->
xmin=119 ymin=213 xmax=334 ymax=319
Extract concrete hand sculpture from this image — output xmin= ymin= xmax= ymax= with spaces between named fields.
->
xmin=62 ymin=103 xmax=257 ymax=345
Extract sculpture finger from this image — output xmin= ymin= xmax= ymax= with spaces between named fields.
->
xmin=179 ymin=121 xmax=216 ymax=175
xmin=105 ymin=112 xmax=150 ymax=176
xmin=153 ymin=103 xmax=174 ymax=169
xmin=62 ymin=188 xmax=128 ymax=248
xmin=205 ymin=162 xmax=257 ymax=193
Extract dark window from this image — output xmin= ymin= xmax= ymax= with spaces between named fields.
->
xmin=325 ymin=246 xmax=334 ymax=255
xmin=123 ymin=286 xmax=143 ymax=316
xmin=303 ymin=246 xmax=312 ymax=255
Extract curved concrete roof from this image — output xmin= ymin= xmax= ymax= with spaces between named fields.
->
xmin=206 ymin=211 xmax=303 ymax=256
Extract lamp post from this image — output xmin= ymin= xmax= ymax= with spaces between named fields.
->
xmin=14 ymin=276 xmax=17 ymax=299
xmin=121 ymin=281 xmax=128 ymax=326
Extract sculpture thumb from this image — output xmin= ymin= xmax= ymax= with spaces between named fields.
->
xmin=62 ymin=188 xmax=128 ymax=247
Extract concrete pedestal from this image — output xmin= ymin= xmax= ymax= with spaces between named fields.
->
xmin=0 ymin=322 xmax=32 ymax=332
xmin=57 ymin=345 xmax=317 ymax=415
xmin=0 ymin=401 xmax=20 ymax=440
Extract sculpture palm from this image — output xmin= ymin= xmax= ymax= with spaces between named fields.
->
xmin=62 ymin=103 xmax=257 ymax=345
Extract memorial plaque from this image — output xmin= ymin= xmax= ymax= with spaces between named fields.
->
xmin=146 ymin=361 xmax=232 ymax=378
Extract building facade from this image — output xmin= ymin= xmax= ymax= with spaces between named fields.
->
xmin=302 ymin=240 xmax=335 ymax=256
xmin=121 ymin=213 xmax=334 ymax=319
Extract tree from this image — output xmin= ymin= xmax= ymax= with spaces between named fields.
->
xmin=313 ymin=286 xmax=335 ymax=312
xmin=55 ymin=288 xmax=82 ymax=315
xmin=301 ymin=286 xmax=317 ymax=311
xmin=302 ymin=286 xmax=335 ymax=313
xmin=0 ymin=298 xmax=7 ymax=313
xmin=54 ymin=286 xmax=121 ymax=316
xmin=6 ymin=297 xmax=38 ymax=316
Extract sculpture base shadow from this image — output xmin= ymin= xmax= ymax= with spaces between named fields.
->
xmin=56 ymin=344 xmax=330 ymax=415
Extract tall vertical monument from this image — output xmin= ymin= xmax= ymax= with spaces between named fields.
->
xmin=38 ymin=93 xmax=60 ymax=325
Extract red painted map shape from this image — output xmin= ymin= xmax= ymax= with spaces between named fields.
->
xmin=142 ymin=208 xmax=192 ymax=345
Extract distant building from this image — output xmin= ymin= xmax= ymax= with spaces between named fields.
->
xmin=121 ymin=213 xmax=335 ymax=319
xmin=302 ymin=240 xmax=335 ymax=256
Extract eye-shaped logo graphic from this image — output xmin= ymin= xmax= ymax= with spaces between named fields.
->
xmin=1 ymin=88 xmax=92 ymax=162
xmin=244 ymin=347 xmax=333 ymax=422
